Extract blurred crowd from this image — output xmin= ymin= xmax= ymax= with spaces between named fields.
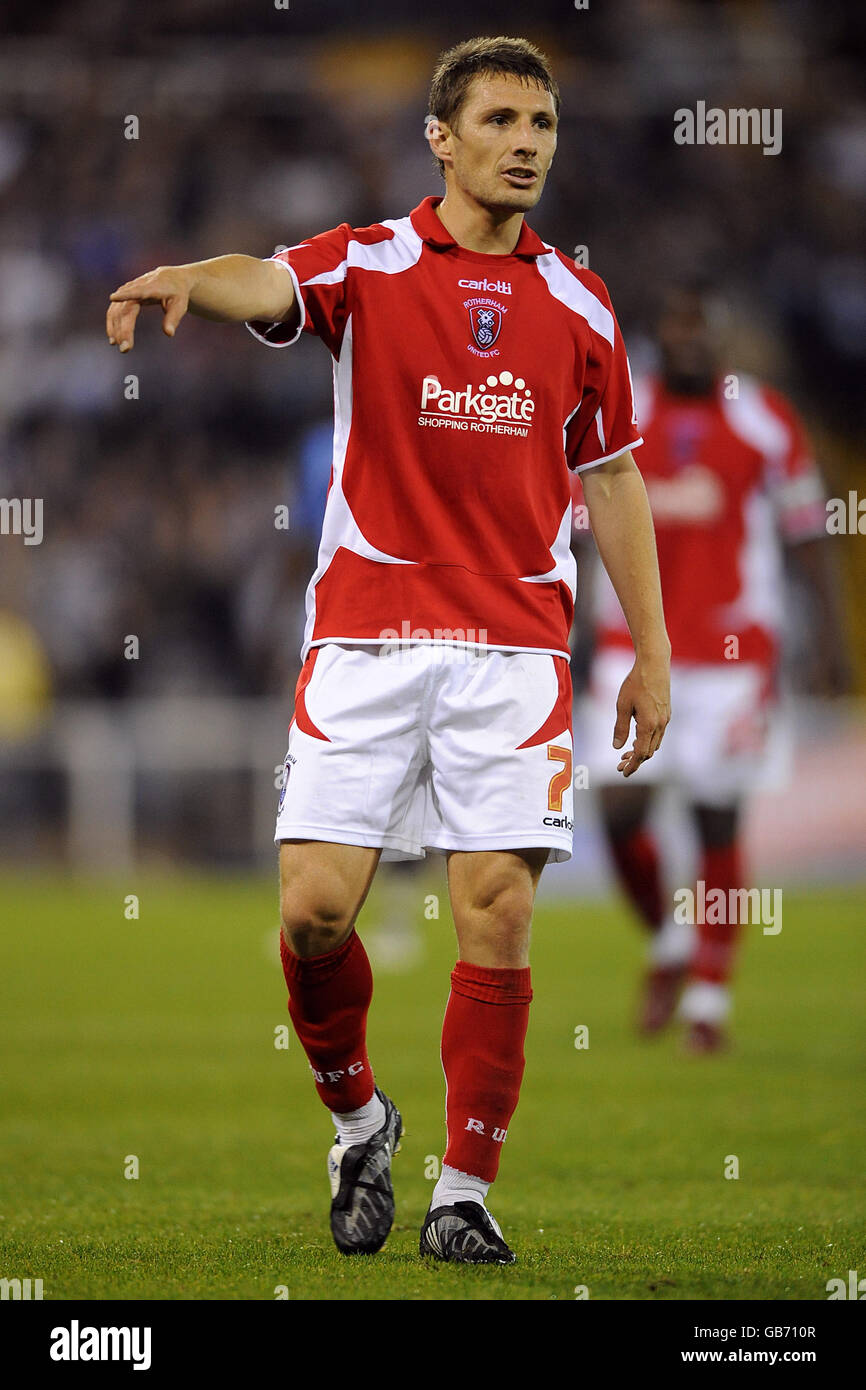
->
xmin=0 ymin=0 xmax=863 ymax=724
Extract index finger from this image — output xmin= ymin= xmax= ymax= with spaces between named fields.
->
xmin=617 ymin=742 xmax=646 ymax=777
xmin=649 ymin=721 xmax=668 ymax=757
xmin=631 ymin=709 xmax=655 ymax=763
xmin=109 ymin=281 xmax=151 ymax=302
xmin=106 ymin=298 xmax=140 ymax=350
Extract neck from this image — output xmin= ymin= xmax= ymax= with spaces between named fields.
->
xmin=436 ymin=186 xmax=525 ymax=254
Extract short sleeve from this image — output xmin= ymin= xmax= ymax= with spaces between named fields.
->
xmin=245 ymin=222 xmax=353 ymax=359
xmin=565 ymin=283 xmax=643 ymax=473
xmin=761 ymin=388 xmax=826 ymax=542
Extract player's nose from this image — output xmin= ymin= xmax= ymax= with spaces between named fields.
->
xmin=510 ymin=121 xmax=537 ymax=155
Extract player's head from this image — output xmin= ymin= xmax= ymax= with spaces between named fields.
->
xmin=656 ymin=281 xmax=729 ymax=397
xmin=426 ymin=36 xmax=559 ymax=214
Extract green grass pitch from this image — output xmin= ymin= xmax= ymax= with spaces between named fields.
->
xmin=1 ymin=872 xmax=863 ymax=1301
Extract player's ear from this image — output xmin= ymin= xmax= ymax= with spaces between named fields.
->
xmin=425 ymin=115 xmax=453 ymax=168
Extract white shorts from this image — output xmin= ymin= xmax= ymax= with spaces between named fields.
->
xmin=275 ymin=642 xmax=574 ymax=862
xmin=579 ymin=648 xmax=791 ymax=805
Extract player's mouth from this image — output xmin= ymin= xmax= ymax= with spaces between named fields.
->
xmin=500 ymin=166 xmax=538 ymax=188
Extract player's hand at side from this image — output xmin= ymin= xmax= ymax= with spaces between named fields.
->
xmin=613 ymin=654 xmax=671 ymax=777
xmin=106 ymin=266 xmax=193 ymax=353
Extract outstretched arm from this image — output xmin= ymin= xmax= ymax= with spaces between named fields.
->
xmin=106 ymin=255 xmax=297 ymax=353
xmin=581 ymin=449 xmax=671 ymax=777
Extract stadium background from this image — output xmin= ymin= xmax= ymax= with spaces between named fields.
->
xmin=1 ymin=0 xmax=864 ymax=1301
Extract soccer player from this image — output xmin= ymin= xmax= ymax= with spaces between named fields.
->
xmin=576 ymin=283 xmax=848 ymax=1052
xmin=106 ymin=36 xmax=670 ymax=1265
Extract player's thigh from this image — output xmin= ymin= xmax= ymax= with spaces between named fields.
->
xmin=427 ymin=649 xmax=574 ymax=861
xmin=279 ymin=839 xmax=381 ymax=956
xmin=691 ymin=801 xmax=740 ymax=849
xmin=276 ymin=643 xmax=433 ymax=860
xmin=446 ymin=847 xmax=549 ymax=968
xmin=598 ymin=781 xmax=655 ymax=841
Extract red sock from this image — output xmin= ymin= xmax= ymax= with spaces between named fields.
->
xmin=280 ymin=929 xmax=375 ymax=1113
xmin=608 ymin=828 xmax=664 ymax=931
xmin=691 ymin=843 xmax=743 ymax=985
xmin=441 ymin=961 xmax=532 ymax=1183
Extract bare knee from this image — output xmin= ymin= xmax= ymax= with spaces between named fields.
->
xmin=279 ymin=859 xmax=360 ymax=958
xmin=280 ymin=894 xmax=355 ymax=958
xmin=278 ymin=840 xmax=379 ymax=959
xmin=453 ymin=867 xmax=538 ymax=968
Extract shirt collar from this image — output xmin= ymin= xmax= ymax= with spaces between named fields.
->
xmin=410 ymin=195 xmax=548 ymax=258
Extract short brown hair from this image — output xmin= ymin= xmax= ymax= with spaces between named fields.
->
xmin=427 ymin=35 xmax=560 ymax=176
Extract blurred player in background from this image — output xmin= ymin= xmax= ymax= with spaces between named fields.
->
xmin=575 ymin=284 xmax=849 ymax=1052
xmin=107 ymin=36 xmax=670 ymax=1265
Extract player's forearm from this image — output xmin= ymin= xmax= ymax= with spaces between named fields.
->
xmin=787 ymin=535 xmax=852 ymax=692
xmin=183 ymin=255 xmax=295 ymax=323
xmin=582 ymin=454 xmax=670 ymax=659
xmin=108 ymin=253 xmax=298 ymax=352
xmin=788 ymin=537 xmax=845 ymax=634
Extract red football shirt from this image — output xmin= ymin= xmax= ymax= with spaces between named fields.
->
xmin=248 ymin=195 xmax=641 ymax=660
xmin=579 ymin=374 xmax=826 ymax=667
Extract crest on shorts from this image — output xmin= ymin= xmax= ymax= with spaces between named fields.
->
xmin=468 ymin=303 xmax=502 ymax=351
xmin=277 ymin=755 xmax=292 ymax=812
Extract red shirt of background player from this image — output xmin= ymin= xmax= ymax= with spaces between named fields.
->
xmin=579 ymin=374 xmax=826 ymax=669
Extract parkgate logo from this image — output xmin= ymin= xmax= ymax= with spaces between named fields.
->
xmin=418 ymin=371 xmax=535 ymax=435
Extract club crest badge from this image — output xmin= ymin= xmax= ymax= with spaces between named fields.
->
xmin=277 ymin=753 xmax=295 ymax=812
xmin=468 ymin=303 xmax=502 ymax=351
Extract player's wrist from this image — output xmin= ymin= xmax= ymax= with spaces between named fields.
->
xmin=176 ymin=261 xmax=206 ymax=304
xmin=633 ymin=631 xmax=671 ymax=663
